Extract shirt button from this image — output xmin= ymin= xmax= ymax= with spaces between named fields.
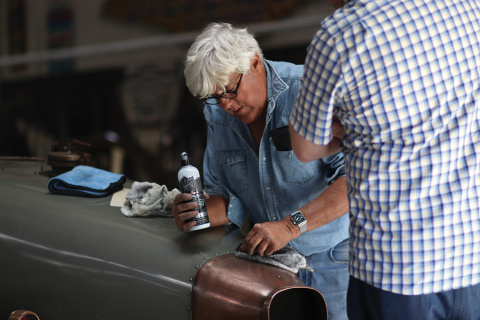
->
xmin=263 ymin=157 xmax=267 ymax=161
xmin=266 ymin=187 xmax=270 ymax=191
xmin=354 ymin=140 xmax=362 ymax=147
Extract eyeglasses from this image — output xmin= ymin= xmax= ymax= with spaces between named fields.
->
xmin=204 ymin=74 xmax=243 ymax=105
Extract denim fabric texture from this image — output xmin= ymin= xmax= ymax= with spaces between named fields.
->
xmin=202 ymin=60 xmax=350 ymax=319
xmin=299 ymin=238 xmax=349 ymax=320
xmin=203 ymin=60 xmax=349 ymax=256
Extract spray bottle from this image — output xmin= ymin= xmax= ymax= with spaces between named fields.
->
xmin=178 ymin=151 xmax=210 ymax=231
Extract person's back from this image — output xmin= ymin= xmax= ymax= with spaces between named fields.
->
xmin=331 ymin=0 xmax=480 ymax=295
xmin=290 ymin=0 xmax=480 ymax=318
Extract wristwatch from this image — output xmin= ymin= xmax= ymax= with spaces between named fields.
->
xmin=290 ymin=211 xmax=307 ymax=234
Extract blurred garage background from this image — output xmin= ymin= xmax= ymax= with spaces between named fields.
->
xmin=0 ymin=0 xmax=334 ymax=188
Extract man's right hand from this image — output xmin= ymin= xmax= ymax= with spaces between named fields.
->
xmin=172 ymin=193 xmax=199 ymax=232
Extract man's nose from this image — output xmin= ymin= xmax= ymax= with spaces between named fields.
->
xmin=219 ymin=98 xmax=235 ymax=111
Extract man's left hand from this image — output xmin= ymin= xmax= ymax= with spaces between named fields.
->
xmin=239 ymin=219 xmax=298 ymax=256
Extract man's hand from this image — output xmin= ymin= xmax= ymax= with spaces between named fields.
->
xmin=173 ymin=193 xmax=229 ymax=232
xmin=172 ymin=193 xmax=199 ymax=232
xmin=239 ymin=219 xmax=299 ymax=256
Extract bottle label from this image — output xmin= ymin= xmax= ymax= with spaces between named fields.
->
xmin=179 ymin=176 xmax=209 ymax=225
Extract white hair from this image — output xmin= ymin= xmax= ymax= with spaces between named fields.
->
xmin=184 ymin=22 xmax=264 ymax=99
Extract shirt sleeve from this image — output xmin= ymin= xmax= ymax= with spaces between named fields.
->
xmin=321 ymin=152 xmax=346 ymax=185
xmin=202 ymin=107 xmax=247 ymax=228
xmin=290 ymin=27 xmax=344 ymax=146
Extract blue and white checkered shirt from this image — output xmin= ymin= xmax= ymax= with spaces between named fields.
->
xmin=290 ymin=0 xmax=480 ymax=295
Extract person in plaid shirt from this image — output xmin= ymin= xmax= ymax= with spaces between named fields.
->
xmin=289 ymin=0 xmax=480 ymax=319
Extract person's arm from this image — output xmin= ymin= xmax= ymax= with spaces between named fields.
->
xmin=239 ymin=176 xmax=348 ymax=256
xmin=289 ymin=123 xmax=343 ymax=163
xmin=173 ymin=193 xmax=230 ymax=232
xmin=172 ymin=103 xmax=234 ymax=232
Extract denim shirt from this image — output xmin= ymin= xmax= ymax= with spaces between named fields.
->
xmin=203 ymin=60 xmax=349 ymax=256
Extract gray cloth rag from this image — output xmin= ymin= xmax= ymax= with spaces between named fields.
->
xmin=234 ymin=243 xmax=314 ymax=274
xmin=121 ymin=181 xmax=180 ymax=217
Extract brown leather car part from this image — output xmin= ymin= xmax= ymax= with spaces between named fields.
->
xmin=192 ymin=253 xmax=327 ymax=320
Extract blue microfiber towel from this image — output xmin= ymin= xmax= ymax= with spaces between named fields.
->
xmin=48 ymin=165 xmax=126 ymax=198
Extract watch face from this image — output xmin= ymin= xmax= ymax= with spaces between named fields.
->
xmin=291 ymin=212 xmax=306 ymax=225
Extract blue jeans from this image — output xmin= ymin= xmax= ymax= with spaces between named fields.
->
xmin=298 ymin=238 xmax=349 ymax=320
xmin=347 ymin=276 xmax=480 ymax=320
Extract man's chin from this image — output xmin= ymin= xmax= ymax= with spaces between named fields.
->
xmin=237 ymin=115 xmax=254 ymax=124
xmin=232 ymin=112 xmax=249 ymax=123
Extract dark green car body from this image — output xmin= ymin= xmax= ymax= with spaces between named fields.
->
xmin=0 ymin=159 xmax=326 ymax=320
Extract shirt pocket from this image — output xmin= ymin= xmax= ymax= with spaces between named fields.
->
xmin=275 ymin=150 xmax=317 ymax=185
xmin=329 ymin=238 xmax=349 ymax=264
xmin=214 ymin=150 xmax=249 ymax=193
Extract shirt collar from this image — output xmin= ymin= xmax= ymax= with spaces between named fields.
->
xmin=264 ymin=60 xmax=288 ymax=105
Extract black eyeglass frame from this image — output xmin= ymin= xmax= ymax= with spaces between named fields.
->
xmin=203 ymin=74 xmax=243 ymax=105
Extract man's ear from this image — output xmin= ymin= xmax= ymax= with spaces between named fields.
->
xmin=251 ymin=52 xmax=262 ymax=72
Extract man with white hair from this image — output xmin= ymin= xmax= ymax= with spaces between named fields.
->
xmin=173 ymin=22 xmax=350 ymax=320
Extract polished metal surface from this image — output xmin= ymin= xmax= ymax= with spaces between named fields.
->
xmin=0 ymin=159 xmax=245 ymax=319
xmin=8 ymin=310 xmax=40 ymax=320
xmin=192 ymin=254 xmax=327 ymax=320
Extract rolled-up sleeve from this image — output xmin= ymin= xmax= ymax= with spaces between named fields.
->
xmin=202 ymin=110 xmax=247 ymax=228
xmin=321 ymin=152 xmax=346 ymax=185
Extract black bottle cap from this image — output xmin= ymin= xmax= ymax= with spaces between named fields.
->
xmin=180 ymin=151 xmax=190 ymax=166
